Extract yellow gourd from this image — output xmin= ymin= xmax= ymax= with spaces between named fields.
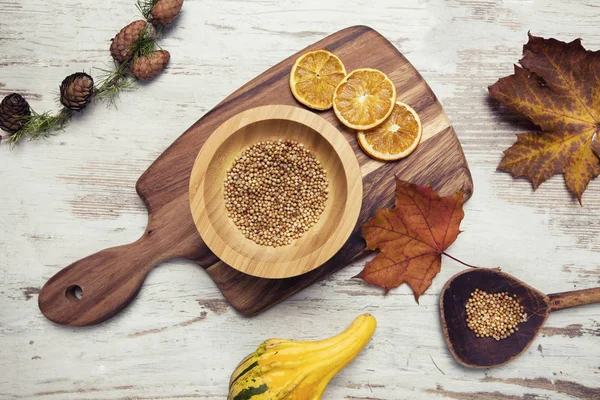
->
xmin=227 ymin=314 xmax=377 ymax=400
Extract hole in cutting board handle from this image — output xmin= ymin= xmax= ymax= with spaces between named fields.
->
xmin=66 ymin=285 xmax=83 ymax=301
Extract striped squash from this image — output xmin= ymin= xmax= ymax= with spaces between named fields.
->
xmin=228 ymin=314 xmax=377 ymax=400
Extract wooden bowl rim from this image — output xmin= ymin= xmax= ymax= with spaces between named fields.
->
xmin=439 ymin=268 xmax=551 ymax=369
xmin=189 ymin=105 xmax=362 ymax=279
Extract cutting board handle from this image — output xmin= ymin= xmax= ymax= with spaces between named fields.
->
xmin=38 ymin=234 xmax=168 ymax=326
xmin=39 ymin=192 xmax=214 ymax=327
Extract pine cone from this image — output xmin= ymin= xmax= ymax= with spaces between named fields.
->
xmin=131 ymin=50 xmax=170 ymax=80
xmin=60 ymin=72 xmax=94 ymax=111
xmin=151 ymin=0 xmax=183 ymax=26
xmin=0 ymin=93 xmax=31 ymax=135
xmin=110 ymin=20 xmax=149 ymax=63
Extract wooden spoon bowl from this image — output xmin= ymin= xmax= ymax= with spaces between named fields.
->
xmin=440 ymin=268 xmax=600 ymax=368
xmin=189 ymin=105 xmax=362 ymax=279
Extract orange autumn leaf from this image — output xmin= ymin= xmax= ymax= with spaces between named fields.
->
xmin=489 ymin=33 xmax=600 ymax=203
xmin=355 ymin=179 xmax=464 ymax=301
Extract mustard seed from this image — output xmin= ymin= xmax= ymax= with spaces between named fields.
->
xmin=465 ymin=288 xmax=527 ymax=340
xmin=224 ymin=139 xmax=328 ymax=247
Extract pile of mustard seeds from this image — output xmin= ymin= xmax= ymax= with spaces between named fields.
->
xmin=224 ymin=139 xmax=328 ymax=247
xmin=465 ymin=288 xmax=527 ymax=340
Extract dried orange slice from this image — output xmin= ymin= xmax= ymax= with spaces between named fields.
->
xmin=357 ymin=101 xmax=422 ymax=161
xmin=289 ymin=50 xmax=346 ymax=110
xmin=333 ymin=68 xmax=396 ymax=130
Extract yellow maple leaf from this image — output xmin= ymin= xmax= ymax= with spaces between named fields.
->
xmin=489 ymin=33 xmax=600 ymax=203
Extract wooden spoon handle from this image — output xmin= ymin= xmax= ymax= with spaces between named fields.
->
xmin=38 ymin=236 xmax=166 ymax=327
xmin=548 ymin=287 xmax=600 ymax=312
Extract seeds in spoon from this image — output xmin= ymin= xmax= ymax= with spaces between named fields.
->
xmin=465 ymin=288 xmax=527 ymax=340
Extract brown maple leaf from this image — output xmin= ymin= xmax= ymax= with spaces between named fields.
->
xmin=355 ymin=179 xmax=464 ymax=301
xmin=489 ymin=33 xmax=600 ymax=203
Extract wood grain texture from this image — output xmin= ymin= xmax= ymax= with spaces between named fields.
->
xmin=548 ymin=287 xmax=600 ymax=311
xmin=189 ymin=105 xmax=362 ymax=278
xmin=2 ymin=0 xmax=600 ymax=399
xmin=38 ymin=25 xmax=473 ymax=325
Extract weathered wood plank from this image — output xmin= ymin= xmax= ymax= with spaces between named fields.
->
xmin=1 ymin=0 xmax=599 ymax=399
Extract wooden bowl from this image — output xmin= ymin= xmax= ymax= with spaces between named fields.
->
xmin=189 ymin=105 xmax=362 ymax=279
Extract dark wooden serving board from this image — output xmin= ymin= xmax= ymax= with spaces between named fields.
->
xmin=39 ymin=26 xmax=473 ymax=326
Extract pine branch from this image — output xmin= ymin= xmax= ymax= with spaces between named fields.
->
xmin=7 ymin=108 xmax=72 ymax=146
xmin=92 ymin=26 xmax=159 ymax=106
xmin=94 ymin=61 xmax=137 ymax=107
xmin=2 ymin=0 xmax=173 ymax=148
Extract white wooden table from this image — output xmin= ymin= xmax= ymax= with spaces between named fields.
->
xmin=1 ymin=1 xmax=599 ymax=399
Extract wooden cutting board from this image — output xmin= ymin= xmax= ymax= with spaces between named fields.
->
xmin=39 ymin=25 xmax=473 ymax=326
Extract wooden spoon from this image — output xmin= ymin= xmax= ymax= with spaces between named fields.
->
xmin=440 ymin=268 xmax=600 ymax=368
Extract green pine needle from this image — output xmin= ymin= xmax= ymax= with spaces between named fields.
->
xmin=136 ymin=0 xmax=160 ymax=21
xmin=132 ymin=24 xmax=160 ymax=58
xmin=94 ymin=61 xmax=137 ymax=107
xmin=7 ymin=108 xmax=72 ymax=146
